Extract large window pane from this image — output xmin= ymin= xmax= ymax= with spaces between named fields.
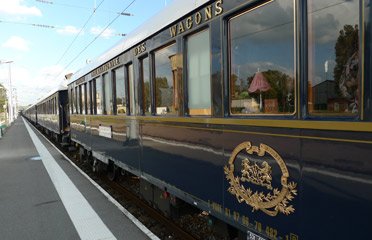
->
xmin=114 ymin=67 xmax=126 ymax=115
xmin=128 ymin=64 xmax=136 ymax=115
xmin=76 ymin=86 xmax=80 ymax=114
xmin=229 ymin=0 xmax=295 ymax=115
xmin=87 ymin=81 xmax=92 ymax=114
xmin=187 ymin=29 xmax=211 ymax=115
xmin=81 ymin=84 xmax=86 ymax=114
xmin=141 ymin=57 xmax=151 ymax=115
xmin=96 ymin=77 xmax=103 ymax=114
xmin=103 ymin=73 xmax=113 ymax=115
xmin=154 ymin=44 xmax=179 ymax=115
xmin=308 ymin=0 xmax=360 ymax=116
xmin=70 ymin=89 xmax=74 ymax=114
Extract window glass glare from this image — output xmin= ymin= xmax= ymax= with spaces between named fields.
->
xmin=114 ymin=67 xmax=126 ymax=115
xmin=76 ymin=87 xmax=80 ymax=114
xmin=154 ymin=44 xmax=179 ymax=115
xmin=70 ymin=89 xmax=74 ymax=114
xmin=141 ymin=57 xmax=151 ymax=115
xmin=128 ymin=64 xmax=136 ymax=115
xmin=229 ymin=0 xmax=295 ymax=115
xmin=307 ymin=0 xmax=360 ymax=116
xmin=87 ymin=81 xmax=92 ymax=114
xmin=81 ymin=84 xmax=86 ymax=114
xmin=103 ymin=73 xmax=113 ymax=115
xmin=96 ymin=77 xmax=103 ymax=114
xmin=187 ymin=29 xmax=211 ymax=115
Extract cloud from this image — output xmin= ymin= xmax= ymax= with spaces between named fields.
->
xmin=0 ymin=0 xmax=42 ymax=16
xmin=90 ymin=26 xmax=115 ymax=39
xmin=0 ymin=64 xmax=70 ymax=105
xmin=230 ymin=0 xmax=294 ymax=44
xmin=2 ymin=36 xmax=30 ymax=51
xmin=57 ymin=26 xmax=82 ymax=35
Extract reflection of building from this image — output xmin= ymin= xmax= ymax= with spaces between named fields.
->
xmin=312 ymin=80 xmax=348 ymax=112
xmin=169 ymin=54 xmax=182 ymax=112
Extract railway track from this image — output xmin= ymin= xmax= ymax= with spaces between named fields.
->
xmin=39 ymin=130 xmax=198 ymax=240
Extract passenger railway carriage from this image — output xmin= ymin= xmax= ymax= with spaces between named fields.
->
xmin=26 ymin=0 xmax=372 ymax=239
xmin=24 ymin=83 xmax=69 ymax=142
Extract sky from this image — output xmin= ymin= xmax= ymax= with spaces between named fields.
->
xmin=0 ymin=0 xmax=170 ymax=106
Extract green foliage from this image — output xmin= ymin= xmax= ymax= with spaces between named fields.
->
xmin=0 ymin=83 xmax=6 ymax=113
xmin=144 ymin=81 xmax=151 ymax=112
xmin=334 ymin=24 xmax=359 ymax=96
xmin=155 ymin=77 xmax=169 ymax=107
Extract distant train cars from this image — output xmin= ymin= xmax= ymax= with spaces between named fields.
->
xmin=27 ymin=0 xmax=372 ymax=239
xmin=24 ymin=83 xmax=69 ymax=142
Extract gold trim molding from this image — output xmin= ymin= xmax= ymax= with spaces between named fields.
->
xmin=224 ymin=142 xmax=297 ymax=216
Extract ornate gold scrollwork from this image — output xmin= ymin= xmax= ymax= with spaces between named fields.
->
xmin=224 ymin=142 xmax=297 ymax=216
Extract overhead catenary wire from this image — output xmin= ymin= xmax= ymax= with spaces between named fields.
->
xmin=35 ymin=0 xmax=133 ymax=16
xmin=52 ymin=0 xmax=137 ymax=82
xmin=54 ymin=0 xmax=106 ymax=66
xmin=0 ymin=19 xmax=126 ymax=36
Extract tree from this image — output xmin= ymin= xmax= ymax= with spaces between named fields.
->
xmin=155 ymin=77 xmax=169 ymax=107
xmin=334 ymin=24 xmax=359 ymax=99
xmin=0 ymin=83 xmax=6 ymax=113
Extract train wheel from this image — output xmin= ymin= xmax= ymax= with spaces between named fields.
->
xmin=92 ymin=159 xmax=100 ymax=173
xmin=107 ymin=162 xmax=118 ymax=181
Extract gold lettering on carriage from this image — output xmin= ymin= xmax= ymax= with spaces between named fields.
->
xmin=169 ymin=0 xmax=223 ymax=38
xmin=224 ymin=142 xmax=297 ymax=217
xmin=91 ymin=57 xmax=120 ymax=78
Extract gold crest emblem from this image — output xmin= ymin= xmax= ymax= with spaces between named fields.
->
xmin=224 ymin=142 xmax=297 ymax=216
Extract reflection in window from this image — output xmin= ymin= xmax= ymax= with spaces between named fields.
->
xmin=87 ymin=81 xmax=92 ymax=114
xmin=103 ymin=73 xmax=113 ymax=115
xmin=308 ymin=0 xmax=360 ymax=116
xmin=128 ymin=64 xmax=136 ymax=115
xmin=76 ymin=86 xmax=80 ymax=114
xmin=96 ymin=77 xmax=103 ymax=114
xmin=229 ymin=0 xmax=295 ymax=115
xmin=81 ymin=84 xmax=86 ymax=114
xmin=70 ymin=89 xmax=74 ymax=114
xmin=187 ymin=29 xmax=211 ymax=115
xmin=154 ymin=44 xmax=178 ymax=115
xmin=114 ymin=67 xmax=126 ymax=115
xmin=141 ymin=57 xmax=151 ymax=115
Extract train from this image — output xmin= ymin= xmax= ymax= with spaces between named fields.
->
xmin=24 ymin=0 xmax=372 ymax=239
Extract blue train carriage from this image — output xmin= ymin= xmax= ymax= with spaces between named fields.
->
xmin=34 ymin=83 xmax=69 ymax=142
xmin=23 ymin=104 xmax=38 ymax=124
xmin=67 ymin=0 xmax=372 ymax=239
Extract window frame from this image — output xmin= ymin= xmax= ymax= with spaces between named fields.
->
xmin=185 ymin=27 xmax=212 ymax=116
xmin=227 ymin=0 xmax=297 ymax=117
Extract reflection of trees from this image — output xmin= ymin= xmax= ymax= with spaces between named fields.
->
xmin=155 ymin=77 xmax=169 ymax=107
xmin=334 ymin=24 xmax=359 ymax=111
xmin=143 ymin=81 xmax=150 ymax=112
xmin=231 ymin=70 xmax=294 ymax=113
xmin=257 ymin=70 xmax=294 ymax=112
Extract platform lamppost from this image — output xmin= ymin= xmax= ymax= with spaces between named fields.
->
xmin=0 ymin=60 xmax=14 ymax=123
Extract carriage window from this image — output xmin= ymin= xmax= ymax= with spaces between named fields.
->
xmin=88 ymin=81 xmax=92 ymax=114
xmin=154 ymin=43 xmax=178 ymax=115
xmin=81 ymin=84 xmax=86 ymax=114
xmin=70 ymin=88 xmax=74 ymax=114
xmin=95 ymin=76 xmax=103 ymax=114
xmin=103 ymin=73 xmax=113 ymax=115
xmin=187 ymin=29 xmax=211 ymax=115
xmin=229 ymin=0 xmax=295 ymax=115
xmin=114 ymin=66 xmax=126 ymax=115
xmin=76 ymin=86 xmax=81 ymax=114
xmin=307 ymin=0 xmax=360 ymax=116
xmin=141 ymin=57 xmax=151 ymax=115
xmin=128 ymin=64 xmax=136 ymax=115
xmin=55 ymin=97 xmax=58 ymax=115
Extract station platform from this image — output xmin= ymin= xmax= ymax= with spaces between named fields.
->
xmin=0 ymin=117 xmax=157 ymax=240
